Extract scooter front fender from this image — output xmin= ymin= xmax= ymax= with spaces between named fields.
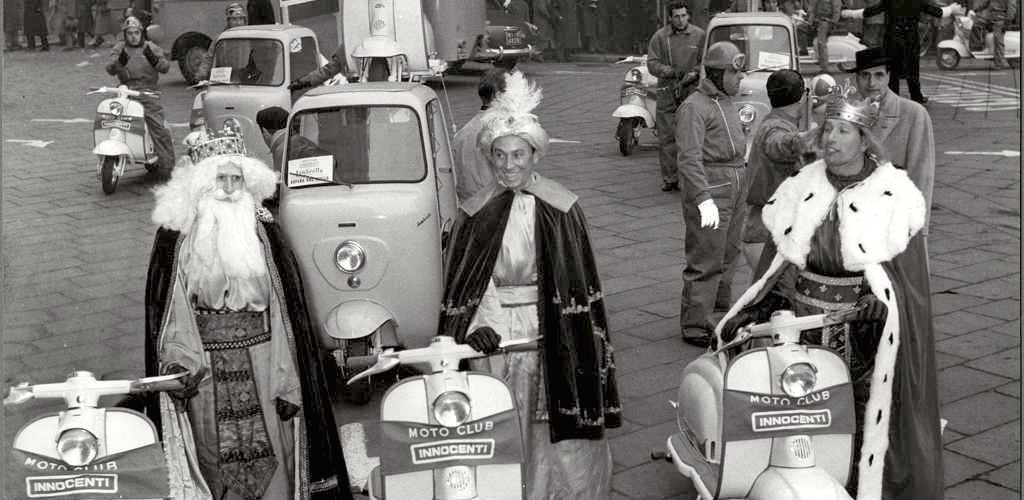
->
xmin=612 ymin=104 xmax=654 ymax=128
xmin=92 ymin=139 xmax=133 ymax=161
xmin=321 ymin=300 xmax=396 ymax=343
xmin=748 ymin=466 xmax=852 ymax=500
xmin=938 ymin=38 xmax=969 ymax=56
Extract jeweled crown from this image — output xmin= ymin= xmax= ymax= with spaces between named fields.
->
xmin=185 ymin=125 xmax=248 ymax=164
xmin=824 ymin=80 xmax=879 ymax=129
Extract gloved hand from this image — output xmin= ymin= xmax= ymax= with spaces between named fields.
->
xmin=796 ymin=122 xmax=819 ymax=151
xmin=854 ymin=293 xmax=888 ymax=322
xmin=143 ymin=44 xmax=159 ymax=67
xmin=466 ymin=326 xmax=502 ymax=354
xmin=162 ymin=363 xmax=206 ymax=401
xmin=697 ymin=199 xmax=720 ymax=229
xmin=288 ymin=79 xmax=311 ymax=91
xmin=680 ymin=70 xmax=699 ymax=87
xmin=840 ymin=8 xmax=864 ymax=19
xmin=275 ymin=398 xmax=300 ymax=421
xmin=720 ymin=309 xmax=759 ymax=344
xmin=117 ymin=48 xmax=129 ymax=66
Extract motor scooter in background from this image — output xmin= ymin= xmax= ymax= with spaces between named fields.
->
xmin=652 ymin=309 xmax=861 ymax=499
xmin=612 ymin=55 xmax=658 ymax=156
xmin=937 ymin=10 xmax=1021 ymax=69
xmin=88 ymin=86 xmax=162 ymax=194
xmin=790 ymin=10 xmax=866 ymax=71
xmin=5 ymin=370 xmax=186 ymax=500
xmin=340 ymin=335 xmax=535 ymax=499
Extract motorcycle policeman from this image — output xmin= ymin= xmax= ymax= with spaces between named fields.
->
xmin=647 ymin=0 xmax=705 ymax=192
xmin=105 ymin=15 xmax=175 ymax=178
xmin=675 ymin=40 xmax=748 ymax=347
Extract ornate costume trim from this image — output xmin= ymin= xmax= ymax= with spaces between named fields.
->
xmin=798 ymin=269 xmax=864 ymax=286
xmin=793 ymin=293 xmax=857 ymax=311
xmin=461 ymin=174 xmax=578 ymax=216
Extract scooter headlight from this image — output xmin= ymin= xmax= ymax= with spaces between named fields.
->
xmin=334 ymin=241 xmax=366 ymax=273
xmin=57 ymin=429 xmax=99 ymax=466
xmin=738 ymin=104 xmax=757 ymax=125
xmin=108 ymin=102 xmax=124 ymax=116
xmin=780 ymin=362 xmax=818 ymax=398
xmin=433 ymin=391 xmax=471 ymax=428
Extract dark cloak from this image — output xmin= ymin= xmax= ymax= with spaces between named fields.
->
xmin=731 ymin=232 xmax=942 ymax=500
xmin=439 ymin=189 xmax=622 ymax=443
xmin=144 ymin=222 xmax=353 ymax=500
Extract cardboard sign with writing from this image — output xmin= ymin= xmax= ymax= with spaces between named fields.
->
xmin=10 ymin=443 xmax=168 ymax=499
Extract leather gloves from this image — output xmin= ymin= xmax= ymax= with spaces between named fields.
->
xmin=720 ymin=309 xmax=758 ymax=344
xmin=855 ymin=294 xmax=889 ymax=323
xmin=288 ymin=79 xmax=311 ymax=91
xmin=466 ymin=326 xmax=502 ymax=354
xmin=276 ymin=398 xmax=300 ymax=421
xmin=679 ymin=70 xmax=699 ymax=87
xmin=143 ymin=44 xmax=159 ymax=67
xmin=697 ymin=199 xmax=720 ymax=229
xmin=118 ymin=48 xmax=129 ymax=66
xmin=162 ymin=363 xmax=206 ymax=401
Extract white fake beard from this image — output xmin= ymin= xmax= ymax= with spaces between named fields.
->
xmin=185 ymin=189 xmax=267 ymax=285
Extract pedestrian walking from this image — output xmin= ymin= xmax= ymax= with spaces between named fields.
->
xmin=807 ymin=0 xmax=843 ymax=72
xmin=647 ymin=0 xmax=705 ymax=192
xmin=63 ymin=0 xmax=94 ymax=49
xmin=23 ymin=0 xmax=50 ymax=51
xmin=675 ymin=41 xmax=748 ymax=347
xmin=861 ymin=0 xmax=885 ymax=47
xmin=970 ymin=0 xmax=1017 ymax=68
xmin=452 ymin=67 xmax=507 ymax=203
xmin=4 ymin=0 xmax=26 ymax=50
xmin=90 ymin=0 xmax=111 ymax=47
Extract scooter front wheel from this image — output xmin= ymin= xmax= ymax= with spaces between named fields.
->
xmin=617 ymin=118 xmax=638 ymax=156
xmin=937 ymin=48 xmax=961 ymax=70
xmin=99 ymin=155 xmax=122 ymax=195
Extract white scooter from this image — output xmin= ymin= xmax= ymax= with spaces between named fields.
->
xmin=793 ymin=10 xmax=867 ymax=71
xmin=88 ymin=86 xmax=162 ymax=194
xmin=654 ymin=310 xmax=860 ymax=499
xmin=937 ymin=11 xmax=1021 ymax=70
xmin=5 ymin=370 xmax=185 ymax=500
xmin=612 ymin=55 xmax=659 ymax=156
xmin=341 ymin=335 xmax=535 ymax=499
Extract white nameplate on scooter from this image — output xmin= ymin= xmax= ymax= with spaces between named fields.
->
xmin=410 ymin=439 xmax=496 ymax=465
xmin=210 ymin=67 xmax=232 ymax=83
xmin=287 ymin=155 xmax=334 ymax=187
xmin=751 ymin=409 xmax=832 ymax=432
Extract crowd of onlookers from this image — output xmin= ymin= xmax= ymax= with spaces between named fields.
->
xmin=3 ymin=0 xmax=133 ymax=51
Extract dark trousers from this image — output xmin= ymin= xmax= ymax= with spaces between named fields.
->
xmin=680 ymin=165 xmax=748 ymax=335
xmin=974 ymin=17 xmax=1008 ymax=66
xmin=885 ymin=19 xmax=925 ymax=100
xmin=137 ymin=95 xmax=175 ymax=172
xmin=656 ymin=89 xmax=679 ymax=184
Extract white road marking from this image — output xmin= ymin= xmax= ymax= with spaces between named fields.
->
xmin=550 ymin=138 xmax=581 ymax=144
xmin=918 ymin=73 xmax=1021 ymax=111
xmin=32 ymin=118 xmax=93 ymax=123
xmin=921 ymin=73 xmax=1021 ymax=97
xmin=76 ymin=61 xmax=91 ymax=67
xmin=168 ymin=122 xmax=191 ymax=128
xmin=944 ymin=150 xmax=1020 ymax=157
xmin=7 ymin=139 xmax=54 ymax=148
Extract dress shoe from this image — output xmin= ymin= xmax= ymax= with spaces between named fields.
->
xmin=661 ymin=181 xmax=679 ymax=192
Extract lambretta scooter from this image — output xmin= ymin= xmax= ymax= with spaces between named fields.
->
xmin=937 ymin=10 xmax=1021 ymax=70
xmin=342 ymin=335 xmax=534 ymax=500
xmin=653 ymin=310 xmax=860 ymax=499
xmin=5 ymin=370 xmax=186 ymax=500
xmin=612 ymin=55 xmax=660 ymax=156
xmin=88 ymin=85 xmax=162 ymax=195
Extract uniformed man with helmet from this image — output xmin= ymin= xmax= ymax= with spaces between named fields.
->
xmin=675 ymin=40 xmax=749 ymax=347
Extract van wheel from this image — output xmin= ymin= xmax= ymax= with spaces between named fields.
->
xmin=100 ymin=156 xmax=121 ymax=195
xmin=179 ymin=44 xmax=209 ymax=85
xmin=617 ymin=118 xmax=638 ymax=156
xmin=937 ymin=48 xmax=960 ymax=70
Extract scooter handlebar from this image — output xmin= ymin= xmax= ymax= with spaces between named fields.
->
xmin=86 ymin=86 xmax=160 ymax=99
xmin=717 ymin=308 xmax=861 ymax=353
xmin=3 ymin=372 xmax=187 ymax=407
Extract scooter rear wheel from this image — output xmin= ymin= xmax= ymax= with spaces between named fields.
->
xmin=100 ymin=155 xmax=121 ymax=195
xmin=937 ymin=48 xmax=961 ymax=70
xmin=617 ymin=118 xmax=638 ymax=156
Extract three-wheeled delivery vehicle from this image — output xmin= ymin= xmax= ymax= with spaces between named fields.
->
xmin=278 ymin=83 xmax=459 ymax=403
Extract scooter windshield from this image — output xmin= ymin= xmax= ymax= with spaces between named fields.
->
xmin=210 ymin=38 xmax=284 ymax=86
xmin=285 ymin=105 xmax=426 ymax=188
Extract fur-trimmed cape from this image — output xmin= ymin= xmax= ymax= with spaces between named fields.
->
xmin=716 ymin=160 xmax=942 ymax=500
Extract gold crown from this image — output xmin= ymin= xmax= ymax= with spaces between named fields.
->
xmin=824 ymin=80 xmax=880 ymax=129
xmin=185 ymin=125 xmax=248 ymax=164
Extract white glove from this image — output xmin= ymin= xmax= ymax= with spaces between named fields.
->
xmin=697 ymin=199 xmax=720 ymax=229
xmin=940 ymin=4 xmax=956 ymax=17
xmin=841 ymin=8 xmax=865 ymax=19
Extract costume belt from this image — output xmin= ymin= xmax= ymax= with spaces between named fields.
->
xmin=194 ymin=308 xmax=277 ymax=499
xmin=794 ymin=269 xmax=865 ymax=311
xmin=705 ymin=161 xmax=745 ymax=169
xmin=497 ymin=285 xmax=538 ymax=308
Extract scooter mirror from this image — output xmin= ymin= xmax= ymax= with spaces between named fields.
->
xmin=129 ymin=372 xmax=187 ymax=394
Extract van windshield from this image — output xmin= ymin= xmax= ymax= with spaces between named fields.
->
xmin=286 ymin=106 xmax=426 ymax=188
xmin=210 ymin=39 xmax=284 ymax=85
xmin=707 ymin=25 xmax=793 ymax=71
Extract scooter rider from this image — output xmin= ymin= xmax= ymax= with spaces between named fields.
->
xmin=105 ymin=15 xmax=175 ymax=177
xmin=647 ymin=0 xmax=705 ymax=192
xmin=675 ymin=41 xmax=748 ymax=348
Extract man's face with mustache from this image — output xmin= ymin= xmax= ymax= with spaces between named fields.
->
xmin=214 ymin=163 xmax=246 ymax=201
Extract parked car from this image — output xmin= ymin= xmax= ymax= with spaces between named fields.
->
xmin=473 ymin=0 xmax=540 ymax=68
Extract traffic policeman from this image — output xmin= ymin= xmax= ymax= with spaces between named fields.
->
xmin=675 ymin=41 xmax=748 ymax=347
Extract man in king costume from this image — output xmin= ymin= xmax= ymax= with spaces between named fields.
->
xmin=717 ymin=82 xmax=943 ymax=500
xmin=144 ymin=126 xmax=351 ymax=500
xmin=439 ymin=71 xmax=622 ymax=499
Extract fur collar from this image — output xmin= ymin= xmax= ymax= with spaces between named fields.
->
xmin=461 ymin=173 xmax=578 ymax=216
xmin=762 ymin=160 xmax=925 ymax=270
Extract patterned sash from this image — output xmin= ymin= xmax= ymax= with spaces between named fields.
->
xmin=195 ymin=309 xmax=277 ymax=499
xmin=794 ymin=270 xmax=865 ymax=363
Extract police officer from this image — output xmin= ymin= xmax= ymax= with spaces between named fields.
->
xmin=675 ymin=41 xmax=747 ymax=347
xmin=647 ymin=0 xmax=705 ymax=192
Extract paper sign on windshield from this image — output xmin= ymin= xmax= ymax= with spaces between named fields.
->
xmin=287 ymin=155 xmax=334 ymax=187
xmin=290 ymin=38 xmax=302 ymax=53
xmin=210 ymin=67 xmax=232 ymax=83
xmin=757 ymin=52 xmax=790 ymax=70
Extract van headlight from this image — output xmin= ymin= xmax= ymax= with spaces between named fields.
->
xmin=57 ymin=429 xmax=99 ymax=466
xmin=780 ymin=363 xmax=818 ymax=397
xmin=433 ymin=391 xmax=471 ymax=427
xmin=335 ymin=241 xmax=366 ymax=273
xmin=738 ymin=104 xmax=756 ymax=125
xmin=109 ymin=102 xmax=124 ymax=116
